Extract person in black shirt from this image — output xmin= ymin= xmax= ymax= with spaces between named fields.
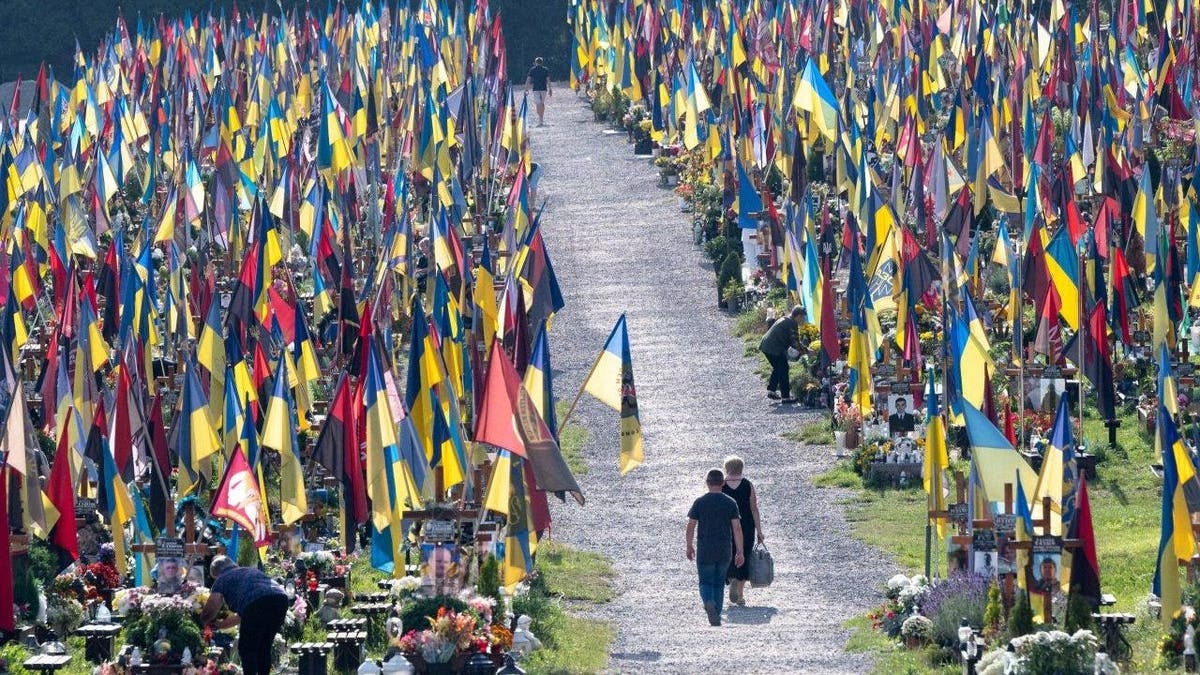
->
xmin=525 ymin=57 xmax=552 ymax=126
xmin=686 ymin=469 xmax=744 ymax=626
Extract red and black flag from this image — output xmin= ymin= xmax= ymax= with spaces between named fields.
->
xmin=1067 ymin=474 xmax=1102 ymax=609
xmin=313 ymin=373 xmax=367 ymax=552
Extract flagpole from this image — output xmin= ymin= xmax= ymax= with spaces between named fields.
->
xmin=1014 ymin=234 xmax=1025 ymax=455
xmin=1077 ymin=234 xmax=1086 ymax=451
xmin=559 ymin=351 xmax=604 ymax=430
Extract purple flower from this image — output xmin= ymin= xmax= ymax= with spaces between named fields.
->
xmin=919 ymin=573 xmax=992 ymax=620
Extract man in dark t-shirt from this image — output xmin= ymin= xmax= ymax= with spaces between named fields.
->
xmin=525 ymin=56 xmax=552 ymax=126
xmin=686 ymin=468 xmax=744 ymax=625
xmin=201 ymin=556 xmax=290 ymax=675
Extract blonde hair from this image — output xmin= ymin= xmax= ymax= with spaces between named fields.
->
xmin=723 ymin=455 xmax=745 ymax=477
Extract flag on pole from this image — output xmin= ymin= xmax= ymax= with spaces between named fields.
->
xmin=262 ymin=353 xmax=307 ymax=524
xmin=923 ymin=369 xmax=949 ymax=538
xmin=581 ymin=314 xmax=644 ymax=475
xmin=211 ymin=445 xmax=270 ymax=547
xmin=1154 ymin=401 xmax=1200 ymax=627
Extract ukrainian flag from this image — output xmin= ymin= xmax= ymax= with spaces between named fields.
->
xmin=261 ymin=353 xmax=307 ymax=525
xmin=582 ymin=315 xmax=643 ymax=475
xmin=1154 ymin=402 xmax=1200 ymax=627
xmin=923 ymin=371 xmax=949 ymax=538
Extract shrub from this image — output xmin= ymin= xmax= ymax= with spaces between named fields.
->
xmin=920 ymin=574 xmax=991 ymax=647
xmin=703 ymin=235 xmax=729 ymax=263
xmin=983 ymin=581 xmax=1003 ymax=634
xmin=477 ymin=555 xmax=504 ymax=618
xmin=399 ymin=595 xmax=469 ymax=633
xmin=717 ymin=252 xmax=743 ymax=298
xmin=901 ymin=615 xmax=934 ymax=642
xmin=1008 ymin=590 xmax=1035 ymax=639
xmin=1064 ymin=589 xmax=1094 ymax=633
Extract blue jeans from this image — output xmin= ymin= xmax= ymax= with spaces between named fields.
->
xmin=697 ymin=559 xmax=731 ymax=615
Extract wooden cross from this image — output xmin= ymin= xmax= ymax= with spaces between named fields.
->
xmin=1008 ymin=495 xmax=1082 ymax=621
xmin=939 ymin=472 xmax=972 ymax=574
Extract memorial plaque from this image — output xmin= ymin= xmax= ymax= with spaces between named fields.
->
xmin=876 ymin=363 xmax=897 ymax=378
xmin=423 ymin=520 xmax=457 ymax=543
xmin=949 ymin=503 xmax=969 ymax=524
xmin=1042 ymin=365 xmax=1062 ymax=379
xmin=74 ymin=497 xmax=98 ymax=519
xmin=893 ymin=381 xmax=912 ymax=392
xmin=973 ymin=529 xmax=996 ymax=551
xmin=1032 ymin=535 xmax=1062 ymax=553
xmin=1134 ymin=330 xmax=1151 ymax=344
xmin=155 ymin=537 xmax=185 ymax=558
xmin=1178 ymin=362 xmax=1196 ymax=376
xmin=994 ymin=513 xmax=1017 ymax=534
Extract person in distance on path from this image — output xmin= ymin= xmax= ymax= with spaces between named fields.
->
xmin=686 ymin=469 xmax=744 ymax=626
xmin=201 ymin=555 xmax=290 ymax=675
xmin=525 ymin=57 xmax=552 ymax=126
xmin=759 ymin=305 xmax=807 ymax=403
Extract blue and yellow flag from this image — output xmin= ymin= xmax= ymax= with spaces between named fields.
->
xmin=261 ymin=353 xmax=307 ymax=524
xmin=582 ymin=314 xmax=643 ymax=475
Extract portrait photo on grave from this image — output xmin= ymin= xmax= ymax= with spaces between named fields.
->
xmin=996 ymin=538 xmax=1017 ymax=575
xmin=155 ymin=556 xmax=187 ymax=595
xmin=888 ymin=395 xmax=916 ymax=437
xmin=1033 ymin=553 xmax=1062 ymax=594
xmin=1026 ymin=377 xmax=1068 ymax=410
xmin=973 ymin=550 xmax=998 ymax=578
xmin=420 ymin=542 xmax=462 ymax=591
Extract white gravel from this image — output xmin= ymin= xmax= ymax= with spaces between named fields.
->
xmin=531 ymin=93 xmax=901 ymax=674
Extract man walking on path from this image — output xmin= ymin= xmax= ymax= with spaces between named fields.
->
xmin=525 ymin=57 xmax=552 ymax=126
xmin=759 ymin=305 xmax=806 ymax=403
xmin=686 ymin=469 xmax=744 ymax=626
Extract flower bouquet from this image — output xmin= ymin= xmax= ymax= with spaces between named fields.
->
xmin=123 ymin=591 xmax=205 ymax=665
xmin=397 ymin=608 xmax=482 ymax=674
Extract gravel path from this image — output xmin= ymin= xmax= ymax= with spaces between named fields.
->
xmin=530 ymin=94 xmax=900 ymax=674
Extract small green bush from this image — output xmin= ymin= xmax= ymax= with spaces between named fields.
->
xmin=717 ymin=252 xmax=743 ymax=298
xmin=1008 ymin=590 xmax=1034 ymax=639
xmin=704 ymin=235 xmax=729 ymax=263
xmin=477 ymin=555 xmax=503 ymax=617
xmin=399 ymin=595 xmax=469 ymax=633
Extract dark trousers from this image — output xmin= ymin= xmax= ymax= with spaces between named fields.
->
xmin=238 ymin=594 xmax=290 ymax=675
xmin=765 ymin=352 xmax=790 ymax=398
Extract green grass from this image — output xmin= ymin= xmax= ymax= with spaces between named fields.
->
xmin=785 ymin=420 xmax=835 ymax=446
xmin=536 ymin=541 xmax=616 ymax=604
xmin=803 ymin=407 xmax=1170 ymax=670
xmin=556 ymin=401 xmax=591 ymax=476
xmin=843 ymin=615 xmax=959 ymax=675
xmin=520 ymin=542 xmax=616 ymax=675
xmin=813 ymin=461 xmax=862 ymax=488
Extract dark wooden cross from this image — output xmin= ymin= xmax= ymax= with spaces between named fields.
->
xmin=1009 ymin=495 xmax=1082 ymax=621
xmin=940 ymin=471 xmax=972 ymax=574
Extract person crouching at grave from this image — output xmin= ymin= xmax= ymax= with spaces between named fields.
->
xmin=201 ymin=556 xmax=290 ymax=675
xmin=759 ymin=306 xmax=806 ymax=404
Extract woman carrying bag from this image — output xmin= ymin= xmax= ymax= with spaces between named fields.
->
xmin=722 ymin=455 xmax=765 ymax=605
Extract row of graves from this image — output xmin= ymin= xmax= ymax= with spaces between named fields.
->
xmin=0 ymin=0 xmax=622 ymax=673
xmin=9 ymin=383 xmax=555 ymax=675
xmin=569 ymin=0 xmax=1200 ymax=665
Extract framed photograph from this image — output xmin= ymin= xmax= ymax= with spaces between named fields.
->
xmin=973 ymin=550 xmax=998 ymax=578
xmin=155 ymin=556 xmax=187 ymax=595
xmin=420 ymin=542 xmax=462 ymax=591
xmin=887 ymin=395 xmax=916 ymax=437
